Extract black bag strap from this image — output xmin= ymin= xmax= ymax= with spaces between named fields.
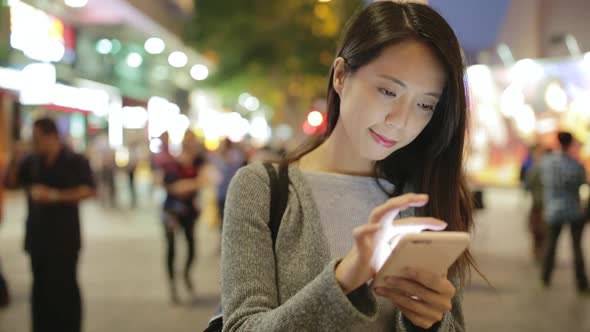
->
xmin=204 ymin=163 xmax=289 ymax=332
xmin=263 ymin=162 xmax=289 ymax=250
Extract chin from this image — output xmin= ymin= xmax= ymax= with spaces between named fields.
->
xmin=359 ymin=147 xmax=393 ymax=162
xmin=368 ymin=143 xmax=408 ymax=161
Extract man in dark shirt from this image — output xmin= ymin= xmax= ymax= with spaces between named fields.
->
xmin=5 ymin=117 xmax=95 ymax=332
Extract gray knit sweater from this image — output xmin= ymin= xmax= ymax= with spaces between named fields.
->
xmin=303 ymin=170 xmax=398 ymax=330
xmin=221 ymin=163 xmax=465 ymax=332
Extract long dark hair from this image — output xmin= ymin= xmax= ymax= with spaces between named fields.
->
xmin=284 ymin=1 xmax=479 ymax=285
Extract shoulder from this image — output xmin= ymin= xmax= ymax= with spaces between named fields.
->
xmin=227 ymin=162 xmax=294 ymax=200
xmin=228 ymin=162 xmax=308 ymax=197
xmin=563 ymin=155 xmax=582 ymax=168
xmin=224 ymin=163 xmax=276 ymax=220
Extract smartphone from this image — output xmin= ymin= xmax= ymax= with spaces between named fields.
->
xmin=371 ymin=232 xmax=470 ymax=288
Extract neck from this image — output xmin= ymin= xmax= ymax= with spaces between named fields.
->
xmin=299 ymin=121 xmax=374 ymax=176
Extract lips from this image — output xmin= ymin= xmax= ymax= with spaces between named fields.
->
xmin=369 ymin=129 xmax=397 ymax=148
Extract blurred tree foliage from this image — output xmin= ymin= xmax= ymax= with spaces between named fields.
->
xmin=186 ymin=0 xmax=363 ymax=120
xmin=0 ymin=0 xmax=9 ymax=64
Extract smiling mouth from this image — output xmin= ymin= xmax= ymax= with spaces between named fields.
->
xmin=369 ymin=129 xmax=397 ymax=148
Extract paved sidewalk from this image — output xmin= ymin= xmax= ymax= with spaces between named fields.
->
xmin=0 ymin=190 xmax=221 ymax=332
xmin=0 ymin=187 xmax=589 ymax=331
xmin=464 ymin=188 xmax=590 ymax=331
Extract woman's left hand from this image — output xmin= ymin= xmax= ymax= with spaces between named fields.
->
xmin=374 ymin=268 xmax=455 ymax=329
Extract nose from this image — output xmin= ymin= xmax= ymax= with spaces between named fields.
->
xmin=385 ymin=96 xmax=413 ymax=129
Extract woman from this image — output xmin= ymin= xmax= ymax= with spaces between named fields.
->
xmin=162 ymin=131 xmax=208 ymax=303
xmin=222 ymin=2 xmax=477 ymax=331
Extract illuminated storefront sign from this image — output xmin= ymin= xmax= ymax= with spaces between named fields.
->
xmin=20 ymin=83 xmax=110 ymax=115
xmin=9 ymin=0 xmax=76 ymax=63
xmin=0 ymin=63 xmax=111 ymax=115
xmin=122 ymin=106 xmax=148 ymax=129
xmin=0 ymin=67 xmax=23 ymax=91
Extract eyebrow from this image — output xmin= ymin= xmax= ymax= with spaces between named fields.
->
xmin=378 ymin=74 xmax=441 ymax=98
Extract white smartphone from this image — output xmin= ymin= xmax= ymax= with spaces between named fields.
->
xmin=371 ymin=232 xmax=470 ymax=288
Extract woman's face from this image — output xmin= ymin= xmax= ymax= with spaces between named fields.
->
xmin=333 ymin=39 xmax=446 ymax=161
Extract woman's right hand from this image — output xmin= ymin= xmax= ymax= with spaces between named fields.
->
xmin=334 ymin=193 xmax=447 ymax=294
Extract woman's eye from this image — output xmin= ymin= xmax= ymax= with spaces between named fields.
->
xmin=418 ymin=103 xmax=435 ymax=112
xmin=378 ymin=88 xmax=396 ymax=97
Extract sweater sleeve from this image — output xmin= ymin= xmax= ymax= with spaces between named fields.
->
xmin=221 ymin=165 xmax=378 ymax=332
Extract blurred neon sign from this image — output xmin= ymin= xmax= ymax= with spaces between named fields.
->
xmin=9 ymin=0 xmax=76 ymax=63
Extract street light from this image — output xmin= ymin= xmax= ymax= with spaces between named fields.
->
xmin=244 ymin=96 xmax=260 ymax=111
xmin=144 ymin=37 xmax=165 ymax=54
xmin=64 ymin=0 xmax=88 ymax=8
xmin=96 ymin=39 xmax=112 ymax=55
xmin=168 ymin=51 xmax=188 ymax=68
xmin=239 ymin=93 xmax=251 ymax=106
xmin=190 ymin=64 xmax=209 ymax=80
xmin=126 ymin=52 xmax=143 ymax=68
xmin=545 ymin=82 xmax=567 ymax=112
xmin=307 ymin=110 xmax=324 ymax=127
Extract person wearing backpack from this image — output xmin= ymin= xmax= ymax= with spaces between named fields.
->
xmin=218 ymin=2 xmax=479 ymax=331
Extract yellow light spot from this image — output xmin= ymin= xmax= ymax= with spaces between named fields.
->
xmin=115 ymin=149 xmax=129 ymax=168
xmin=204 ymin=137 xmax=220 ymax=151
xmin=314 ymin=4 xmax=330 ymax=20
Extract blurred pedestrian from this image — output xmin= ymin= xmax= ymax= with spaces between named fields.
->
xmin=4 ymin=117 xmax=96 ymax=332
xmin=91 ymin=134 xmax=117 ymax=208
xmin=126 ymin=142 xmax=139 ymax=208
xmin=520 ymin=146 xmax=535 ymax=187
xmin=540 ymin=131 xmax=589 ymax=294
xmin=161 ymin=131 xmax=211 ymax=303
xmin=524 ymin=145 xmax=549 ymax=263
xmin=212 ymin=139 xmax=246 ymax=223
xmin=0 ymin=158 xmax=10 ymax=309
xmin=220 ymin=2 xmax=473 ymax=331
xmin=101 ymin=149 xmax=117 ymax=208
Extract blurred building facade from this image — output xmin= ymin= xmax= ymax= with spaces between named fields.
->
xmin=461 ymin=0 xmax=590 ymax=186
xmin=0 ymin=0 xmax=208 ymax=161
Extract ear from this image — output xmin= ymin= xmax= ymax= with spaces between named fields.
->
xmin=332 ymin=57 xmax=348 ymax=96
